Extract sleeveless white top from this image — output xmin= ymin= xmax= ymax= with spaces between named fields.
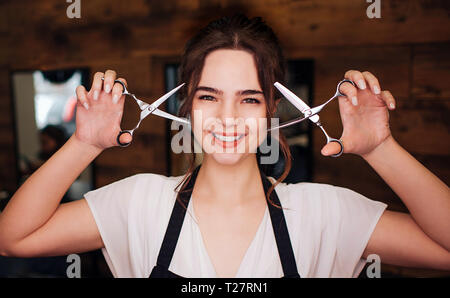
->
xmin=84 ymin=173 xmax=387 ymax=278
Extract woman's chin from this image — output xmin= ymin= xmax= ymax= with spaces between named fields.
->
xmin=209 ymin=152 xmax=247 ymax=166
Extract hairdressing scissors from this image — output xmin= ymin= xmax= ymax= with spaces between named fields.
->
xmin=268 ymin=79 xmax=356 ymax=157
xmin=106 ymin=79 xmax=190 ymax=147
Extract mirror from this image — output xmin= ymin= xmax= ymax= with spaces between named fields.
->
xmin=11 ymin=68 xmax=95 ymax=202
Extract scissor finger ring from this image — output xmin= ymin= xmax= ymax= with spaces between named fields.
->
xmin=101 ymin=77 xmax=128 ymax=94
xmin=328 ymin=138 xmax=344 ymax=157
xmin=112 ymin=79 xmax=128 ymax=94
xmin=336 ymin=79 xmax=356 ymax=97
xmin=117 ymin=130 xmax=133 ymax=147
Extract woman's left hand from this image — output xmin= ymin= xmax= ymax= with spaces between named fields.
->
xmin=321 ymin=70 xmax=397 ymax=157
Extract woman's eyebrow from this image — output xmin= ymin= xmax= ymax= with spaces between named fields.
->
xmin=195 ymin=86 xmax=222 ymax=95
xmin=239 ymin=89 xmax=264 ymax=96
xmin=195 ymin=86 xmax=263 ymax=96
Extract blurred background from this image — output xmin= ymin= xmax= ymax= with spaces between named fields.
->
xmin=0 ymin=0 xmax=448 ymax=277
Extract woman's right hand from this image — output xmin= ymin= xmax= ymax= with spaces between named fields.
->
xmin=74 ymin=70 xmax=132 ymax=150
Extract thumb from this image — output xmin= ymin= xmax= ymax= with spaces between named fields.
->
xmin=118 ymin=132 xmax=133 ymax=146
xmin=321 ymin=142 xmax=342 ymax=156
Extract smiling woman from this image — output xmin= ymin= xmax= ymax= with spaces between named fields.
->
xmin=0 ymin=14 xmax=449 ymax=279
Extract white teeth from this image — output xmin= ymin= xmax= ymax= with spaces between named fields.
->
xmin=212 ymin=132 xmax=244 ymax=142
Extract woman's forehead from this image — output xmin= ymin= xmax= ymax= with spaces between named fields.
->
xmin=198 ymin=49 xmax=262 ymax=92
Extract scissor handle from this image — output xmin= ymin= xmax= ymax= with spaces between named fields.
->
xmin=101 ymin=77 xmax=129 ymax=94
xmin=328 ymin=138 xmax=344 ymax=157
xmin=113 ymin=79 xmax=129 ymax=94
xmin=117 ymin=130 xmax=133 ymax=147
xmin=336 ymin=79 xmax=356 ymax=97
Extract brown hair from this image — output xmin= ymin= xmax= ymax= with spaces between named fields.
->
xmin=175 ymin=14 xmax=292 ymax=209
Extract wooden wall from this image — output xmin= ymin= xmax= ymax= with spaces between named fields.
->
xmin=0 ymin=0 xmax=449 ymax=277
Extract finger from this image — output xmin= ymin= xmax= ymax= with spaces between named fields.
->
xmin=111 ymin=80 xmax=124 ymax=104
xmin=103 ymin=70 xmax=117 ymax=94
xmin=90 ymin=72 xmax=104 ymax=101
xmin=339 ymin=81 xmax=359 ymax=106
xmin=115 ymin=77 xmax=128 ymax=89
xmin=321 ymin=142 xmax=342 ymax=156
xmin=76 ymin=85 xmax=89 ymax=110
xmin=381 ymin=90 xmax=396 ymax=110
xmin=345 ymin=70 xmax=367 ymax=90
xmin=362 ymin=71 xmax=381 ymax=95
xmin=118 ymin=132 xmax=132 ymax=146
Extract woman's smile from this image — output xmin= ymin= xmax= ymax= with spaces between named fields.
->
xmin=210 ymin=130 xmax=248 ymax=148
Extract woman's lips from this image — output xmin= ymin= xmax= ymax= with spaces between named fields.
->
xmin=209 ymin=131 xmax=247 ymax=148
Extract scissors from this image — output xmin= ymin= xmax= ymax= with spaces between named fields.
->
xmin=268 ymin=79 xmax=356 ymax=157
xmin=106 ymin=79 xmax=190 ymax=147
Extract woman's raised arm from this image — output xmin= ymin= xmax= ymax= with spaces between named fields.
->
xmin=362 ymin=135 xmax=450 ymax=251
xmin=0 ymin=70 xmax=129 ymax=257
xmin=321 ymin=70 xmax=449 ymax=270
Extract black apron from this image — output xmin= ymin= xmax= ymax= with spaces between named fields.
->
xmin=149 ymin=166 xmax=301 ymax=278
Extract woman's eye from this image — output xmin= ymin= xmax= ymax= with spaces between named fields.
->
xmin=242 ymin=98 xmax=261 ymax=104
xmin=199 ymin=95 xmax=215 ymax=101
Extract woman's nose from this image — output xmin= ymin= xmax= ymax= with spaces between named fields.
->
xmin=218 ymin=99 xmax=239 ymax=125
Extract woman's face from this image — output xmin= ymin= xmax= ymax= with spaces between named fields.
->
xmin=191 ymin=49 xmax=268 ymax=165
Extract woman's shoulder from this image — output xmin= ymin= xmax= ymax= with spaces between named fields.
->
xmin=273 ymin=178 xmax=387 ymax=212
xmin=85 ymin=172 xmax=185 ymax=204
xmin=273 ymin=178 xmax=339 ymax=199
xmin=109 ymin=172 xmax=184 ymax=189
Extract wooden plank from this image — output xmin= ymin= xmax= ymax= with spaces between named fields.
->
xmin=312 ymin=97 xmax=450 ymax=156
xmin=0 ymin=67 xmax=17 ymax=192
xmin=312 ymin=153 xmax=409 ymax=212
xmin=412 ymin=43 xmax=450 ymax=99
xmin=300 ymin=45 xmax=411 ymax=100
xmin=95 ymin=133 xmax=167 ymax=168
xmin=88 ymin=57 xmax=153 ymax=94
xmin=271 ymin=0 xmax=450 ymax=49
xmin=311 ymin=99 xmax=450 ymax=215
xmin=313 ymin=150 xmax=449 ymax=200
xmin=389 ymin=99 xmax=450 ymax=156
xmin=283 ymin=46 xmax=411 ymax=149
xmin=2 ymin=0 xmax=450 ymax=67
xmin=311 ymin=98 xmax=450 ymax=214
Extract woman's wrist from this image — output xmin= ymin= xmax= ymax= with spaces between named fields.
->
xmin=361 ymin=134 xmax=398 ymax=164
xmin=68 ymin=134 xmax=104 ymax=158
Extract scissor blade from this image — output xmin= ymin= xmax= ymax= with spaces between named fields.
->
xmin=267 ymin=115 xmax=310 ymax=131
xmin=274 ymin=82 xmax=320 ymax=123
xmin=152 ymin=108 xmax=190 ymax=125
xmin=274 ymin=82 xmax=311 ymax=112
xmin=150 ymin=83 xmax=185 ymax=110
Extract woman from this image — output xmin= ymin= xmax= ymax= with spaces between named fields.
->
xmin=0 ymin=15 xmax=448 ymax=278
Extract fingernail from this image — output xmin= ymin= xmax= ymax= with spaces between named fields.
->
xmin=83 ymin=102 xmax=89 ymax=110
xmin=373 ymin=86 xmax=380 ymax=94
xmin=105 ymin=84 xmax=111 ymax=93
xmin=93 ymin=90 xmax=99 ymax=100
xmin=351 ymin=96 xmax=358 ymax=106
xmin=389 ymin=103 xmax=395 ymax=109
xmin=357 ymin=79 xmax=366 ymax=90
xmin=113 ymin=94 xmax=119 ymax=104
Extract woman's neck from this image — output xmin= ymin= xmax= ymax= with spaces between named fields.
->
xmin=193 ymin=154 xmax=264 ymax=207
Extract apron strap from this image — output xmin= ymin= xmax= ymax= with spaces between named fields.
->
xmin=154 ymin=165 xmax=300 ymax=278
xmin=154 ymin=166 xmax=200 ymax=269
xmin=260 ymin=170 xmax=301 ymax=278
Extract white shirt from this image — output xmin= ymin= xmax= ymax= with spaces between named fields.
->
xmin=84 ymin=172 xmax=387 ymax=278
